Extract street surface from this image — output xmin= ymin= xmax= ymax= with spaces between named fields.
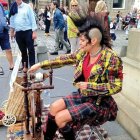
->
xmin=0 ymin=29 xmax=133 ymax=140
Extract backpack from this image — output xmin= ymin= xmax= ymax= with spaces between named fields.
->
xmin=0 ymin=3 xmax=8 ymax=33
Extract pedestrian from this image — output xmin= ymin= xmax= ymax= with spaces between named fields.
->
xmin=0 ymin=3 xmax=14 ymax=71
xmin=95 ymin=0 xmax=110 ymax=35
xmin=130 ymin=8 xmax=137 ymax=28
xmin=3 ymin=5 xmax=9 ymax=22
xmin=59 ymin=7 xmax=70 ymax=50
xmin=9 ymin=0 xmax=37 ymax=69
xmin=115 ymin=11 xmax=120 ymax=30
xmin=28 ymin=15 xmax=123 ymax=140
xmin=110 ymin=19 xmax=116 ymax=41
xmin=50 ymin=1 xmax=71 ymax=55
xmin=124 ymin=24 xmax=129 ymax=40
xmin=67 ymin=0 xmax=79 ymax=53
xmin=43 ymin=5 xmax=51 ymax=36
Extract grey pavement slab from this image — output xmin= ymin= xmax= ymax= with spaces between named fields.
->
xmin=0 ymin=29 xmax=133 ymax=140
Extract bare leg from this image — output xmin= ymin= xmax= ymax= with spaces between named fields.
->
xmin=49 ymin=99 xmax=66 ymax=116
xmin=55 ymin=109 xmax=72 ymax=128
xmin=55 ymin=110 xmax=75 ymax=140
xmin=44 ymin=99 xmax=67 ymax=139
xmin=5 ymin=49 xmax=14 ymax=68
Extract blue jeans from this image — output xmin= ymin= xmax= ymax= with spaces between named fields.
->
xmin=0 ymin=30 xmax=11 ymax=50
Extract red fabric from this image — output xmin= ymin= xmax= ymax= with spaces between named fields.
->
xmin=0 ymin=0 xmax=8 ymax=6
xmin=83 ymin=53 xmax=101 ymax=81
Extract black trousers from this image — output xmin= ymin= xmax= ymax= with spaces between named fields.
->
xmin=45 ymin=20 xmax=51 ymax=33
xmin=16 ymin=29 xmax=35 ymax=68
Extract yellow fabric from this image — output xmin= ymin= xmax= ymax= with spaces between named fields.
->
xmin=40 ymin=47 xmax=123 ymax=96
xmin=67 ymin=16 xmax=78 ymax=38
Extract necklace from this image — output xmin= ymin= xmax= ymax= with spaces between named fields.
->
xmin=90 ymin=48 xmax=102 ymax=57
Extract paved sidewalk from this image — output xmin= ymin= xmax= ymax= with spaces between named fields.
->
xmin=0 ymin=29 xmax=133 ymax=140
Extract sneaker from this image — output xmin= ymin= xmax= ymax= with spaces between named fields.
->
xmin=0 ymin=70 xmax=4 ymax=75
xmin=0 ymin=67 xmax=4 ymax=75
xmin=66 ymin=50 xmax=71 ymax=54
xmin=18 ymin=67 xmax=23 ymax=73
xmin=9 ymin=67 xmax=14 ymax=71
xmin=50 ymin=51 xmax=58 ymax=55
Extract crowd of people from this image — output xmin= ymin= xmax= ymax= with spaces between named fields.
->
xmin=1 ymin=0 xmax=140 ymax=74
xmin=108 ymin=8 xmax=140 ymax=40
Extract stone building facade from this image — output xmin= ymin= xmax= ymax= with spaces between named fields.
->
xmin=79 ymin=0 xmax=134 ymax=17
xmin=38 ymin=0 xmax=135 ymax=18
xmin=105 ymin=0 xmax=134 ymax=17
xmin=61 ymin=0 xmax=134 ymax=17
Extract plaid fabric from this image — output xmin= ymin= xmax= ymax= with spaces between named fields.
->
xmin=75 ymin=125 xmax=108 ymax=140
xmin=63 ymin=91 xmax=118 ymax=124
xmin=40 ymin=47 xmax=123 ymax=96
xmin=41 ymin=106 xmax=109 ymax=140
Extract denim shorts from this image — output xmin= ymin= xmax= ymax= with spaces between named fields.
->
xmin=0 ymin=30 xmax=11 ymax=50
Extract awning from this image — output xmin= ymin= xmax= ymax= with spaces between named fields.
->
xmin=0 ymin=0 xmax=8 ymax=6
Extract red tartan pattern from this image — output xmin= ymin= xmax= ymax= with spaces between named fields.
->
xmin=63 ymin=91 xmax=118 ymax=125
xmin=41 ymin=106 xmax=110 ymax=140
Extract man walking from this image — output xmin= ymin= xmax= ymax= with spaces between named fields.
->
xmin=50 ymin=1 xmax=71 ymax=55
xmin=0 ymin=3 xmax=14 ymax=71
xmin=10 ymin=0 xmax=37 ymax=69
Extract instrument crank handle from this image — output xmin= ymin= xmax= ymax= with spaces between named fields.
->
xmin=22 ymin=85 xmax=54 ymax=92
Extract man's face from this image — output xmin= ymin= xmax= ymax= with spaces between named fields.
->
xmin=16 ymin=0 xmax=22 ymax=5
xmin=51 ymin=3 xmax=55 ymax=10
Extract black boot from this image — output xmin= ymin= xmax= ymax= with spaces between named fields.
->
xmin=44 ymin=113 xmax=57 ymax=140
xmin=60 ymin=125 xmax=75 ymax=140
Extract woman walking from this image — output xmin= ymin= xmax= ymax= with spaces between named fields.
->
xmin=43 ymin=5 xmax=51 ymax=36
xmin=67 ymin=0 xmax=79 ymax=53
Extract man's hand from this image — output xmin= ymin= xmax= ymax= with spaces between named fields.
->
xmin=76 ymin=82 xmax=88 ymax=90
xmin=28 ymin=63 xmax=41 ymax=73
xmin=10 ymin=28 xmax=15 ymax=40
xmin=32 ymin=31 xmax=37 ymax=40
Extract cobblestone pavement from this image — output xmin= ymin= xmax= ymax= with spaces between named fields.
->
xmin=0 ymin=29 xmax=128 ymax=56
xmin=36 ymin=29 xmax=129 ymax=56
xmin=0 ymin=29 xmax=133 ymax=140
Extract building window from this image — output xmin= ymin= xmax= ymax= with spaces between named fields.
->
xmin=113 ymin=0 xmax=125 ymax=9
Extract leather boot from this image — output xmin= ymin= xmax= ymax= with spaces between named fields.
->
xmin=44 ymin=113 xmax=57 ymax=140
xmin=60 ymin=125 xmax=75 ymax=140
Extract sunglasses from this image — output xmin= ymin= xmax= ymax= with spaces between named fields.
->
xmin=72 ymin=5 xmax=78 ymax=7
